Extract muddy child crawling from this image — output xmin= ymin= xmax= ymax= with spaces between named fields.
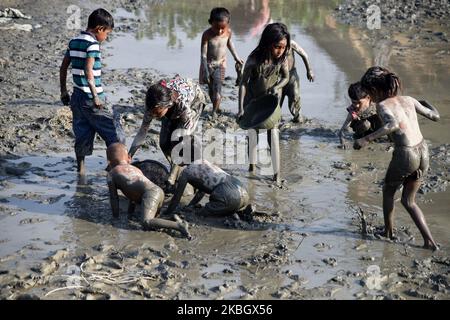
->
xmin=106 ymin=143 xmax=191 ymax=239
xmin=165 ymin=159 xmax=251 ymax=217
xmin=355 ymin=66 xmax=440 ymax=251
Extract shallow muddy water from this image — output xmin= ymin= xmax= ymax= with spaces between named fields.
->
xmin=0 ymin=0 xmax=449 ymax=299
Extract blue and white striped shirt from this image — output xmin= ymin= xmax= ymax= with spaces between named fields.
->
xmin=65 ymin=31 xmax=104 ymax=98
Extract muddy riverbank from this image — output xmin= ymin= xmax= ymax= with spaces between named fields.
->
xmin=0 ymin=0 xmax=449 ymax=300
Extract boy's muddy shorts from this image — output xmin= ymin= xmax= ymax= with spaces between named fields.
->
xmin=204 ymin=176 xmax=249 ymax=216
xmin=70 ymin=88 xmax=124 ymax=157
xmin=208 ymin=64 xmax=225 ymax=100
xmin=385 ymin=140 xmax=429 ymax=188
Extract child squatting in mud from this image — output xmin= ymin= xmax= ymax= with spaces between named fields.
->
xmin=199 ymin=7 xmax=244 ymax=116
xmin=354 ymin=66 xmax=440 ymax=251
xmin=106 ymin=143 xmax=191 ymax=239
xmin=339 ymin=81 xmax=382 ymax=149
xmin=60 ymin=9 xmax=123 ymax=175
xmin=165 ymin=159 xmax=252 ymax=218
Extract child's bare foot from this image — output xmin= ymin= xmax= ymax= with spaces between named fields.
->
xmin=174 ymin=214 xmax=192 ymax=240
xmin=423 ymin=240 xmax=440 ymax=251
xmin=273 ymin=173 xmax=282 ymax=187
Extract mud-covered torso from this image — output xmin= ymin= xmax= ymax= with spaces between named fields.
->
xmin=379 ymin=96 xmax=424 ymax=147
xmin=206 ymin=30 xmax=230 ymax=68
xmin=108 ymin=164 xmax=155 ymax=203
xmin=182 ymin=161 xmax=229 ymax=193
xmin=246 ymin=60 xmax=283 ymax=103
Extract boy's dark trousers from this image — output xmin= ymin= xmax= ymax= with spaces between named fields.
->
xmin=69 ymin=88 xmax=122 ymax=158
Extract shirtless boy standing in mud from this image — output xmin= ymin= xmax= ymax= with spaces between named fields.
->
xmin=355 ymin=66 xmax=440 ymax=251
xmin=200 ymin=7 xmax=244 ymax=116
xmin=165 ymin=159 xmax=251 ymax=217
xmin=106 ymin=143 xmax=191 ymax=239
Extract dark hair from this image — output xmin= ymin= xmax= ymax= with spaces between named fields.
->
xmin=360 ymin=66 xmax=401 ymax=99
xmin=145 ymin=81 xmax=172 ymax=110
xmin=348 ymin=82 xmax=368 ymax=100
xmin=249 ymin=22 xmax=291 ymax=64
xmin=88 ymin=8 xmax=114 ymax=29
xmin=208 ymin=7 xmax=230 ymax=24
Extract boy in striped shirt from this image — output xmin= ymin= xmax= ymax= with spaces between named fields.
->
xmin=60 ymin=8 xmax=122 ymax=175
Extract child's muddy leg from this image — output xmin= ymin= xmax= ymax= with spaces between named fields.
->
xmin=211 ymin=69 xmax=223 ymax=115
xmin=248 ymin=129 xmax=258 ymax=173
xmin=76 ymin=155 xmax=85 ymax=175
xmin=269 ymin=129 xmax=281 ymax=185
xmin=401 ymin=179 xmax=438 ymax=250
xmin=128 ymin=201 xmax=136 ymax=215
xmin=142 ymin=188 xmax=190 ymax=238
xmin=382 ymin=183 xmax=397 ymax=239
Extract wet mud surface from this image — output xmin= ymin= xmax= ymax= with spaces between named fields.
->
xmin=0 ymin=0 xmax=449 ymax=299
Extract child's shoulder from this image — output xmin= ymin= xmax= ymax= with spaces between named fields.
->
xmin=202 ymin=28 xmax=214 ymax=38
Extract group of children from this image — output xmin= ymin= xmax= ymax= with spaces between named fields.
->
xmin=59 ymin=8 xmax=440 ymax=250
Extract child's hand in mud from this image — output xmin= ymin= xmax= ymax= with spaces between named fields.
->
xmin=93 ymin=96 xmax=104 ymax=109
xmin=307 ymin=71 xmax=314 ymax=82
xmin=60 ymin=91 xmax=70 ymax=106
xmin=354 ymin=137 xmax=369 ymax=150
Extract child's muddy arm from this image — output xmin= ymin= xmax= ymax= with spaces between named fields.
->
xmin=238 ymin=59 xmax=253 ymax=118
xmin=291 ymin=40 xmax=314 ymax=81
xmin=85 ymin=57 xmax=103 ymax=109
xmin=166 ymin=173 xmax=189 ymax=215
xmin=354 ymin=105 xmax=398 ymax=149
xmin=272 ymin=60 xmax=289 ymax=93
xmin=188 ymin=191 xmax=205 ymax=207
xmin=107 ymin=176 xmax=120 ymax=218
xmin=59 ymin=54 xmax=71 ymax=105
xmin=129 ymin=111 xmax=153 ymax=158
xmin=339 ymin=113 xmax=352 ymax=147
xmin=200 ymin=33 xmax=210 ymax=83
xmin=415 ymin=99 xmax=440 ymax=122
xmin=227 ymin=33 xmax=243 ymax=64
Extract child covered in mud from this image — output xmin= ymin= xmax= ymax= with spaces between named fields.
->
xmin=280 ymin=39 xmax=315 ymax=123
xmin=165 ymin=159 xmax=251 ymax=217
xmin=338 ymin=82 xmax=382 ymax=149
xmin=238 ymin=22 xmax=290 ymax=185
xmin=106 ymin=143 xmax=191 ymax=239
xmin=129 ymin=76 xmax=206 ymax=190
xmin=60 ymin=9 xmax=123 ymax=175
xmin=199 ymin=7 xmax=244 ymax=116
xmin=355 ymin=66 xmax=440 ymax=251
